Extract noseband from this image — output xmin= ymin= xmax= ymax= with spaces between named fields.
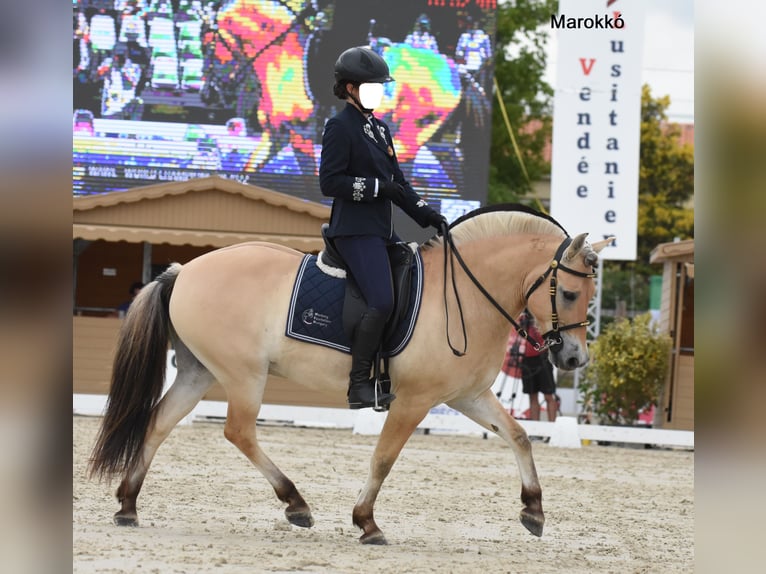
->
xmin=441 ymin=228 xmax=595 ymax=356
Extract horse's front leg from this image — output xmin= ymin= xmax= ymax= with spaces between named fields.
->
xmin=448 ymin=388 xmax=545 ymax=537
xmin=353 ymin=402 xmax=431 ymax=545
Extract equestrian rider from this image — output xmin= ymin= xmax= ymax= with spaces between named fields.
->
xmin=319 ymin=46 xmax=446 ymax=409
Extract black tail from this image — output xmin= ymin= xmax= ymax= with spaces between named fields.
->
xmin=88 ymin=264 xmax=182 ymax=481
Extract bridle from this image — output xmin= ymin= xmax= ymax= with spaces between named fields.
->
xmin=440 ymin=224 xmax=596 ymax=356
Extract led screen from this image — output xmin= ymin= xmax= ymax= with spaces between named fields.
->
xmin=73 ymin=0 xmax=497 ymax=210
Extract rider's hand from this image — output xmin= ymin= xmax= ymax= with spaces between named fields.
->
xmin=428 ymin=211 xmax=448 ymax=232
xmin=378 ymin=180 xmax=406 ymax=204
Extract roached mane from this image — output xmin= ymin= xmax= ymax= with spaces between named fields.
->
xmin=422 ymin=203 xmax=569 ymax=251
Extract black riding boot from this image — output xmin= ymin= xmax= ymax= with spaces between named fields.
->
xmin=347 ymin=309 xmax=396 ymax=410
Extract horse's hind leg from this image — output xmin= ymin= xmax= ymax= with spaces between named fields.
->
xmin=222 ymin=377 xmax=314 ymax=528
xmin=114 ymin=343 xmax=215 ymax=526
xmin=448 ymin=388 xmax=545 ymax=537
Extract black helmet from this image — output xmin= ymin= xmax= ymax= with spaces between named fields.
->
xmin=333 ymin=46 xmax=393 ymax=84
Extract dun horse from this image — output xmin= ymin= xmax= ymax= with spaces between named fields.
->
xmin=89 ymin=205 xmax=612 ymax=544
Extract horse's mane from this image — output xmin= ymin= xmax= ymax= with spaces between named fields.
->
xmin=422 ymin=203 xmax=568 ymax=251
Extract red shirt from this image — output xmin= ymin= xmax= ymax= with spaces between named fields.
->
xmin=523 ymin=323 xmax=545 ymax=357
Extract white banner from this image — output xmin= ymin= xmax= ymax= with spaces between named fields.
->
xmin=549 ymin=0 xmax=645 ymax=261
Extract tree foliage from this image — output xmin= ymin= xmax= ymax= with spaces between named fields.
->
xmin=578 ymin=313 xmax=672 ymax=426
xmin=635 ymin=84 xmax=695 ymax=267
xmin=488 ymin=0 xmax=557 ymax=204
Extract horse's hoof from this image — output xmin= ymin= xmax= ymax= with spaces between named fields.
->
xmin=285 ymin=510 xmax=314 ymax=528
xmin=359 ymin=530 xmax=388 ymax=545
xmin=113 ymin=514 xmax=139 ymax=527
xmin=520 ymin=510 xmax=544 ymax=537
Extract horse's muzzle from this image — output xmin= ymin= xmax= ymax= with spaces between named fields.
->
xmin=549 ymin=340 xmax=588 ymax=371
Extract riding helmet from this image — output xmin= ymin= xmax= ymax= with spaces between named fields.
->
xmin=333 ymin=46 xmax=394 ymax=84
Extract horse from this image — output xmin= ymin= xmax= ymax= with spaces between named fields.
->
xmin=88 ymin=204 xmax=613 ymax=544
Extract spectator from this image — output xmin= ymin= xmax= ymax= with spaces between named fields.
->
xmin=518 ymin=310 xmax=559 ymax=422
xmin=116 ymin=281 xmax=144 ymax=317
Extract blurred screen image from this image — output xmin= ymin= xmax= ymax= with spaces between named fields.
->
xmin=73 ymin=0 xmax=497 ymax=207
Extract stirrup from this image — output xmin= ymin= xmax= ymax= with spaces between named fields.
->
xmin=347 ymin=378 xmax=395 ymax=411
xmin=372 ymin=372 xmax=395 ymax=411
xmin=372 ymin=384 xmax=395 ymax=412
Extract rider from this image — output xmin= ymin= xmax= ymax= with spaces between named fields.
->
xmin=319 ymin=46 xmax=446 ymax=410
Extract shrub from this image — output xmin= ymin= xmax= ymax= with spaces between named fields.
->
xmin=578 ymin=313 xmax=672 ymax=425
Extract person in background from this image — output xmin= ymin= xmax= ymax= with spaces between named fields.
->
xmin=320 ymin=46 xmax=446 ymax=410
xmin=404 ymin=14 xmax=439 ymax=52
xmin=518 ymin=310 xmax=559 ymax=422
xmin=74 ymin=10 xmax=91 ymax=74
xmin=97 ymin=48 xmax=143 ymax=118
xmin=455 ymin=15 xmax=491 ymax=86
xmin=116 ymin=281 xmax=144 ymax=317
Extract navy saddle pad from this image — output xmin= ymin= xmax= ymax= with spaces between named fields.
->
xmin=285 ymin=251 xmax=424 ymax=356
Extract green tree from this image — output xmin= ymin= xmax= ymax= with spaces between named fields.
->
xmin=488 ymin=0 xmax=557 ymax=204
xmin=579 ymin=313 xmax=672 ymax=426
xmin=601 ymin=85 xmax=695 ymax=313
xmin=636 ymin=84 xmax=694 ymax=268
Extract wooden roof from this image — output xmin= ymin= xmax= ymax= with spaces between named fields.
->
xmin=649 ymin=239 xmax=694 ymax=264
xmin=73 ymin=176 xmax=330 ymax=251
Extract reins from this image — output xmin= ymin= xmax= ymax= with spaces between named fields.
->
xmin=438 ymin=222 xmax=595 ymax=356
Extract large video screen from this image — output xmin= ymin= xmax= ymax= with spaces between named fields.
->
xmin=73 ymin=0 xmax=497 ymax=212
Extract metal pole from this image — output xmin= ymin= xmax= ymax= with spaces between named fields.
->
xmin=142 ymin=242 xmax=152 ymax=284
xmin=590 ymin=263 xmax=604 ymax=340
xmin=73 ymin=239 xmax=92 ymax=313
xmin=574 ymin=264 xmax=603 ymax=410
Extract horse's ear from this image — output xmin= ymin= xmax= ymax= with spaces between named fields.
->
xmin=564 ymin=233 xmax=588 ymax=262
xmin=591 ymin=236 xmax=616 ymax=253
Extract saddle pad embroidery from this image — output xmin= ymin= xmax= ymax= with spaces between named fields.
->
xmin=285 ymin=251 xmax=423 ymax=356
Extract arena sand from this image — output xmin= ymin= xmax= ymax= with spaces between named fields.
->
xmin=73 ymin=415 xmax=693 ymax=573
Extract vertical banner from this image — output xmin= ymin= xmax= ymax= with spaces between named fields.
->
xmin=549 ymin=0 xmax=645 ymax=261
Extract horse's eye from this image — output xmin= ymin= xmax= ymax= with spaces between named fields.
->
xmin=562 ymin=290 xmax=578 ymax=302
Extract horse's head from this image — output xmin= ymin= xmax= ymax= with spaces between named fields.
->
xmin=525 ymin=233 xmax=614 ymax=371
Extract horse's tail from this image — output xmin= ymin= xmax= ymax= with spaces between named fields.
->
xmin=88 ymin=263 xmax=182 ymax=481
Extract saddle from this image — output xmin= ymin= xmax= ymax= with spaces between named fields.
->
xmin=318 ymin=224 xmax=416 ymax=345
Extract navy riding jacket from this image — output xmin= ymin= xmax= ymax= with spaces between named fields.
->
xmin=319 ymin=103 xmax=436 ymax=239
